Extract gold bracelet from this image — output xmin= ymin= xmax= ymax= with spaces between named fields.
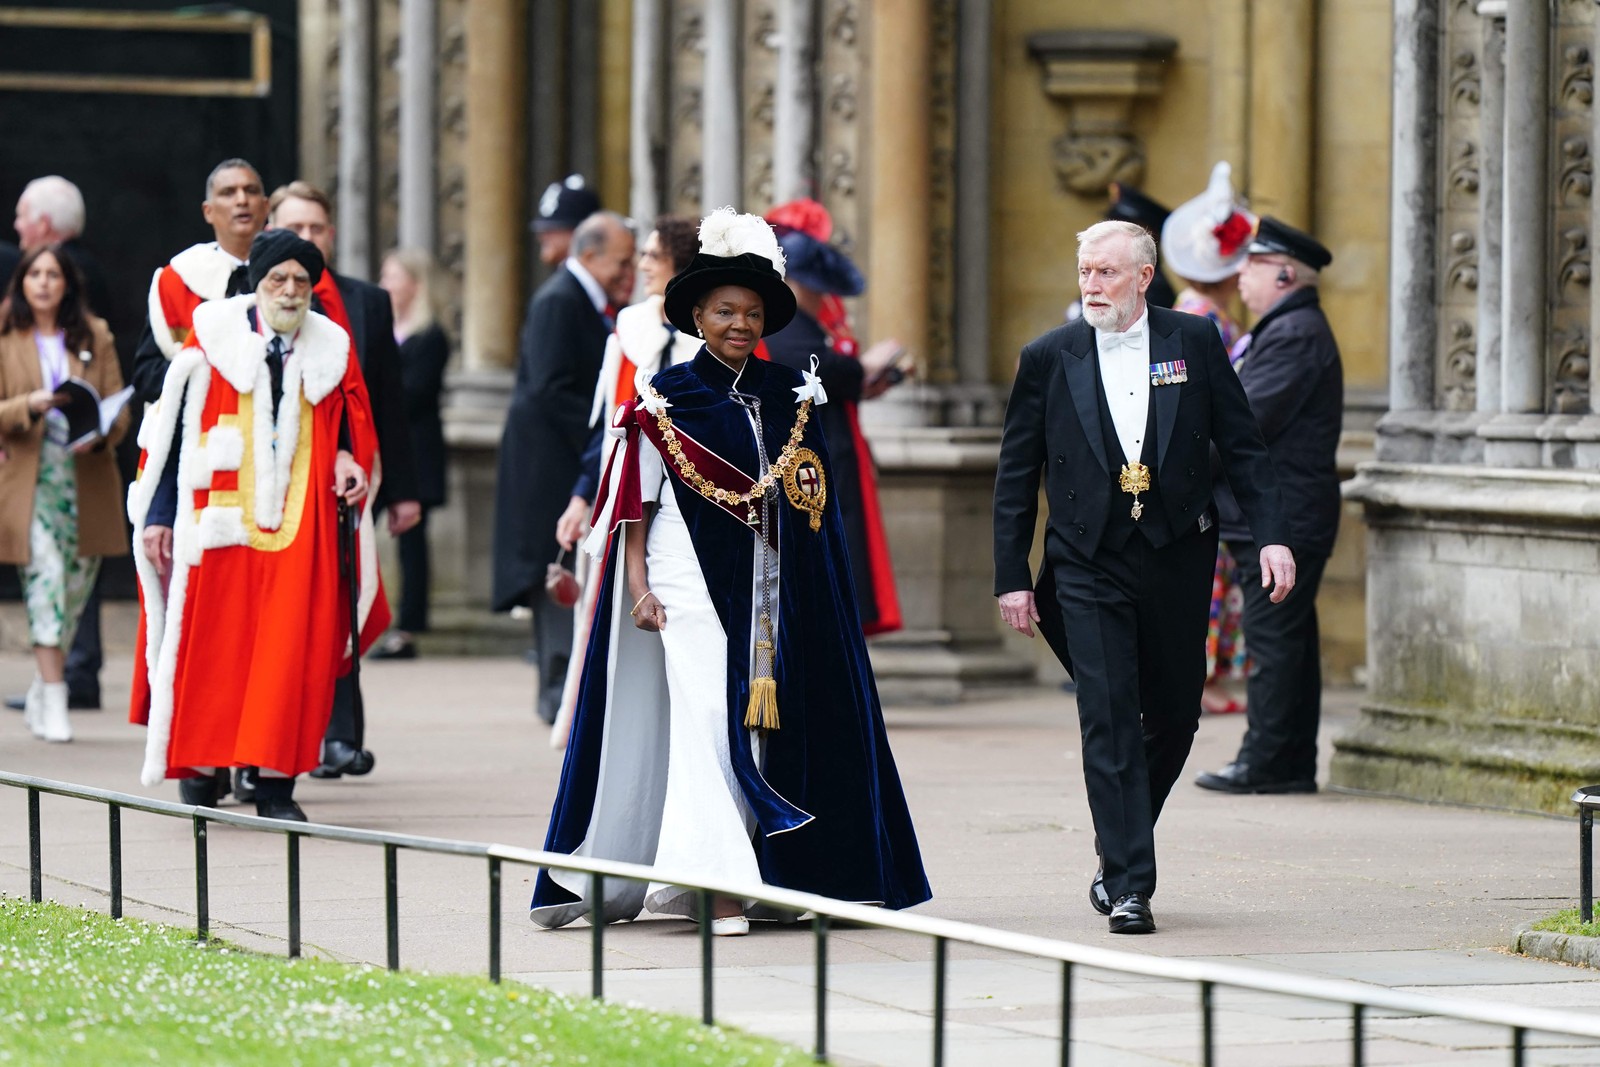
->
xmin=630 ymin=591 xmax=654 ymax=616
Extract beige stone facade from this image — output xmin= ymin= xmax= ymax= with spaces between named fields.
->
xmin=303 ymin=0 xmax=1397 ymax=688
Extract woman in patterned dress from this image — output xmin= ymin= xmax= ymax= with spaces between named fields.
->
xmin=0 ymin=245 xmax=129 ymax=742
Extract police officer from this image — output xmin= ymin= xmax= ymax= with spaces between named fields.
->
xmin=1196 ymin=217 xmax=1344 ymax=795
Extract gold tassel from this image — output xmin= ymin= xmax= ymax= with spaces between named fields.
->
xmin=744 ymin=615 xmax=780 ymax=731
xmin=745 ymin=675 xmax=779 ymax=731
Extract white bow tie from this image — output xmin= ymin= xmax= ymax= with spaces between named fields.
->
xmin=1098 ymin=326 xmax=1144 ymax=353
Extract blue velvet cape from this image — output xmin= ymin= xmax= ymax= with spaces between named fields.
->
xmin=531 ymin=348 xmax=930 ymax=914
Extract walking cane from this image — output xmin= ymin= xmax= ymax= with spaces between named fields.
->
xmin=339 ymin=486 xmax=366 ymax=751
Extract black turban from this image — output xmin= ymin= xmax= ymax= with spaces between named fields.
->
xmin=247 ymin=229 xmax=326 ymax=292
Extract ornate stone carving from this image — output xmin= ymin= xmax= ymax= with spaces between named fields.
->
xmin=741 ymin=0 xmax=778 ymax=210
xmin=668 ymin=0 xmax=708 ymax=216
xmin=1447 ymin=140 xmax=1479 ymax=197
xmin=1025 ymin=30 xmax=1178 ymax=197
xmin=1446 ymin=230 xmax=1478 ymax=292
xmin=1561 ymin=44 xmax=1593 ymax=108
xmin=1558 ymin=225 xmax=1591 ymax=292
xmin=1559 ymin=136 xmax=1592 ymax=203
xmin=1552 ymin=326 xmax=1591 ymax=413
xmin=1450 ymin=48 xmax=1481 ymax=107
xmin=1442 ymin=319 xmax=1477 ymax=411
xmin=818 ymin=0 xmax=864 ymax=258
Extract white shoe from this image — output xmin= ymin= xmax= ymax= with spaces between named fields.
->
xmin=22 ymin=676 xmax=44 ymax=737
xmin=38 ymin=682 xmax=71 ymax=743
xmin=710 ymin=916 xmax=749 ymax=937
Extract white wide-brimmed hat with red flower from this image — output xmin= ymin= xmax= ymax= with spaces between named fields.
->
xmin=1160 ymin=162 xmax=1256 ymax=284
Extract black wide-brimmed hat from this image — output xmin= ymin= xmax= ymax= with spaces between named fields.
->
xmin=662 ymin=209 xmax=797 ymax=336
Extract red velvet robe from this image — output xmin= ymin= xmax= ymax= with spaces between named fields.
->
xmin=129 ymin=296 xmax=380 ymax=785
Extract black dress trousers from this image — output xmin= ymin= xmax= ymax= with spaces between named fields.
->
xmin=1227 ymin=541 xmax=1329 ymax=785
xmin=1049 ymin=519 xmax=1218 ymax=901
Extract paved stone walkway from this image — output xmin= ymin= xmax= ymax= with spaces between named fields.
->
xmin=1 ymin=652 xmax=1598 ymax=1066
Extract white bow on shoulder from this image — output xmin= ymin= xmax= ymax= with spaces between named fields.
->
xmin=793 ymin=354 xmax=829 ymax=406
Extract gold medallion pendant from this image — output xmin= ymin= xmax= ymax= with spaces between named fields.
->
xmin=1119 ymin=461 xmax=1151 ymax=521
xmin=783 ymin=448 xmax=827 ymax=531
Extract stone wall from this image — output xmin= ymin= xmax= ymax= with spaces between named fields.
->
xmin=1335 ymin=464 xmax=1600 ymax=812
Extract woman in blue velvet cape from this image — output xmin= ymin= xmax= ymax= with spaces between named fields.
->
xmin=530 ymin=212 xmax=929 ymax=931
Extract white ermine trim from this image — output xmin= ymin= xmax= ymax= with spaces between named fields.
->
xmin=204 ymin=424 xmax=244 ymax=471
xmin=127 ymin=349 xmax=207 ymax=527
xmin=294 ymin=310 xmax=350 ymax=404
xmin=251 ymin=353 xmax=303 ymax=532
xmin=196 ymin=506 xmax=249 ymax=550
xmin=192 ymin=295 xmax=264 ymax=395
xmin=167 ymin=242 xmax=235 ymax=302
xmin=147 ymin=268 xmax=179 ymax=360
xmin=134 ymin=359 xmax=211 ymax=788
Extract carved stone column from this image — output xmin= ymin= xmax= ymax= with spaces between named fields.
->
xmin=865 ymin=0 xmax=930 ymax=363
xmin=461 ymin=0 xmax=526 ymax=371
xmin=1476 ymin=2 xmax=1505 ymax=415
xmin=701 ymin=0 xmax=741 ymax=208
xmin=1024 ymin=30 xmax=1178 ymax=197
xmin=337 ymin=0 xmax=376 ymax=279
xmin=1247 ymin=0 xmax=1314 ymax=226
xmin=629 ymin=0 xmax=667 ymax=223
xmin=398 ymin=0 xmax=437 ymax=251
xmin=772 ymin=0 xmax=818 ymax=204
xmin=1376 ymin=0 xmax=1440 ymax=462
xmin=1481 ymin=0 xmax=1550 ymax=467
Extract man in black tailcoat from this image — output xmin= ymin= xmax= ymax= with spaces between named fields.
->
xmin=993 ymin=220 xmax=1296 ymax=935
xmin=493 ymin=210 xmax=635 ymax=723
xmin=1196 ymin=217 xmax=1344 ymax=796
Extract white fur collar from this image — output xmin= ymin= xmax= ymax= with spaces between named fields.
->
xmin=168 ymin=242 xmax=240 ymax=302
xmin=190 ymin=295 xmax=349 ymax=404
xmin=616 ymin=295 xmax=700 ymax=371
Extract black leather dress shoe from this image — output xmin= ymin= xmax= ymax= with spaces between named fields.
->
xmin=2 ymin=695 xmax=21 ymax=712
xmin=309 ymin=740 xmax=376 ymax=779
xmin=179 ymin=774 xmax=221 ymax=807
xmin=1089 ymin=837 xmax=1111 ymax=915
xmin=1108 ymin=893 xmax=1155 ymax=935
xmin=1195 ymin=761 xmax=1317 ymax=795
xmin=256 ymin=799 xmax=308 ymax=822
xmin=233 ymin=767 xmax=258 ymax=804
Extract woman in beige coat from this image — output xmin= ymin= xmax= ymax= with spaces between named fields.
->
xmin=0 ymin=245 xmax=129 ymax=742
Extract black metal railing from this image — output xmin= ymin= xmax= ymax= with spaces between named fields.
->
xmin=9 ymin=769 xmax=1600 ymax=1067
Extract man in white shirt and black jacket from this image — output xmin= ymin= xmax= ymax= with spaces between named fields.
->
xmin=992 ymin=220 xmax=1297 ymax=935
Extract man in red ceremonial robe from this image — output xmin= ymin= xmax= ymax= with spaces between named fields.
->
xmin=131 ymin=158 xmax=268 ymax=403
xmin=128 ymin=231 xmax=378 ymax=822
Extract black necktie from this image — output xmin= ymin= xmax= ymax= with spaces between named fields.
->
xmin=265 ymin=336 xmax=286 ymax=410
xmin=226 ymin=264 xmax=250 ymax=297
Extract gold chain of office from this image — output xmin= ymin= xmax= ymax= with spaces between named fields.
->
xmin=649 ymin=392 xmax=814 ymax=514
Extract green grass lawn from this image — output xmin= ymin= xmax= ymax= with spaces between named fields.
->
xmin=0 ymin=896 xmax=806 ymax=1066
xmin=1531 ymin=908 xmax=1600 ymax=939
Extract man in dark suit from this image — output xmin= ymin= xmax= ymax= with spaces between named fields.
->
xmin=493 ymin=211 xmax=635 ymax=724
xmin=1196 ymin=218 xmax=1344 ymax=796
xmin=265 ymin=181 xmax=421 ymax=780
xmin=993 ymin=220 xmax=1297 ymax=935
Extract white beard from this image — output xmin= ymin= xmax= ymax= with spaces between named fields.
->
xmin=260 ymin=298 xmax=309 ymax=335
xmin=1082 ymin=292 xmax=1138 ymax=332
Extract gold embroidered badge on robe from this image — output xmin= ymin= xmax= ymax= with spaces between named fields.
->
xmin=1119 ymin=460 xmax=1151 ymax=521
xmin=783 ymin=448 xmax=827 ymax=532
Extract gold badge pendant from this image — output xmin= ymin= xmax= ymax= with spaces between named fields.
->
xmin=783 ymin=447 xmax=827 ymax=531
xmin=1119 ymin=461 xmax=1151 ymax=520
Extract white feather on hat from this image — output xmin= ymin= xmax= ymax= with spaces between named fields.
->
xmin=698 ymin=206 xmax=787 ymax=277
xmin=1160 ymin=162 xmax=1256 ymax=284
